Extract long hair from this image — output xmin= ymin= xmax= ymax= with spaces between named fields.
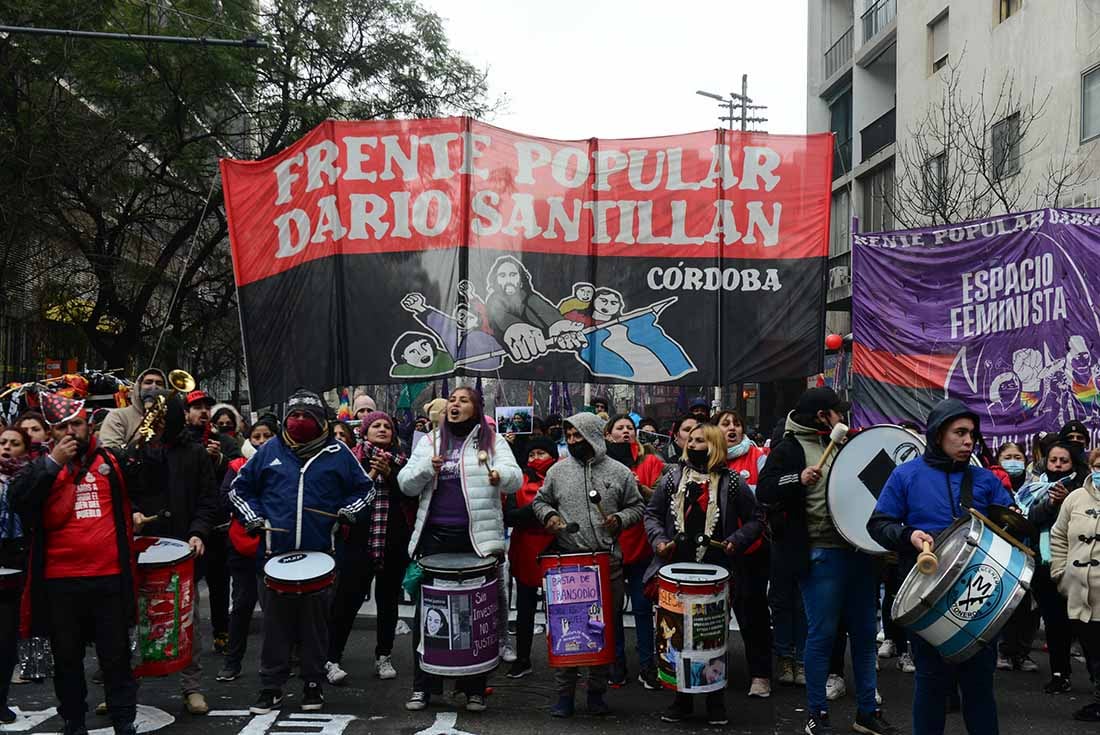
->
xmin=684 ymin=424 xmax=727 ymax=473
xmin=439 ymin=387 xmax=495 ymax=455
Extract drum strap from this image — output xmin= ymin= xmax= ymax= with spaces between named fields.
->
xmin=953 ymin=468 xmax=975 ymax=518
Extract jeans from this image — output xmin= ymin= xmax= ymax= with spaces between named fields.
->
xmin=180 ymin=581 xmax=203 ymax=694
xmin=225 ymin=548 xmax=260 ymax=669
xmin=555 ymin=573 xmax=624 ymax=697
xmin=0 ymin=590 xmax=19 ymax=712
xmin=329 ymin=544 xmax=407 ymax=661
xmin=1033 ymin=564 xmax=1072 ymax=677
xmin=45 ymin=577 xmax=137 ymax=730
xmin=911 ymin=636 xmax=998 ymax=735
xmin=798 ymin=548 xmax=878 ymax=715
xmin=769 ymin=556 xmax=806 ymax=661
xmin=614 ymin=558 xmax=654 ymax=670
xmin=514 ymin=581 xmax=540 ymax=663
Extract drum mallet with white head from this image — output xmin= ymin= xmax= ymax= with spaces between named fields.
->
xmin=814 ymin=423 xmax=850 ymax=471
xmin=695 ymin=534 xmax=728 ymax=552
xmin=917 ymin=541 xmax=939 ymax=575
xmin=588 ymin=489 xmax=609 ymax=519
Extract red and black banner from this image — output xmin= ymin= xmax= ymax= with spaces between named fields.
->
xmin=221 ymin=118 xmax=833 ymax=406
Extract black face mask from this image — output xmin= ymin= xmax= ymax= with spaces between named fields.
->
xmin=605 ymin=442 xmax=633 ymax=466
xmin=687 ymin=448 xmax=710 ymax=469
xmin=568 ymin=440 xmax=594 ymax=463
xmin=548 ymin=426 xmax=563 ymax=442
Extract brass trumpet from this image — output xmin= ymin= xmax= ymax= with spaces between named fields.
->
xmin=136 ymin=369 xmax=195 ymax=444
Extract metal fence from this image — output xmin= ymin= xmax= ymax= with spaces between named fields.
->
xmin=824 ymin=25 xmax=854 ymax=79
xmin=862 ymin=0 xmax=896 ymax=43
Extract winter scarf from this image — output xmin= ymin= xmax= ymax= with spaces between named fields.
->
xmin=354 ymin=439 xmax=408 ymax=569
xmin=726 ymin=436 xmax=753 ymax=460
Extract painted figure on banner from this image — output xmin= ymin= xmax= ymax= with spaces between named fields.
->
xmin=484 ymin=256 xmax=587 ymax=362
xmin=390 ymin=332 xmax=456 ymax=378
xmin=399 ymin=281 xmax=504 ymax=372
xmin=558 ymin=283 xmax=595 ymax=319
xmin=980 ymin=337 xmax=1100 ymax=429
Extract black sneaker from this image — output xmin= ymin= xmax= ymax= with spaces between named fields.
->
xmin=62 ymin=721 xmax=87 ymax=735
xmin=805 ymin=711 xmax=833 ymax=735
xmin=0 ymin=708 xmax=17 ymax=725
xmin=215 ymin=664 xmax=241 ymax=682
xmin=1074 ymin=702 xmax=1100 ymax=721
xmin=706 ymin=698 xmax=728 ymax=726
xmin=301 ymin=682 xmax=324 ymax=712
xmin=506 ymin=659 xmax=533 ymax=679
xmin=249 ymin=689 xmax=284 ymax=715
xmin=853 ymin=709 xmax=899 ymax=735
xmin=114 ymin=723 xmax=137 ymax=735
xmin=660 ymin=697 xmax=692 ymax=723
xmin=1045 ymin=674 xmax=1072 ymax=694
xmin=638 ymin=666 xmax=660 ymax=690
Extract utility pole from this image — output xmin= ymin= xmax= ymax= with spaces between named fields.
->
xmin=696 ymin=75 xmax=769 ymax=132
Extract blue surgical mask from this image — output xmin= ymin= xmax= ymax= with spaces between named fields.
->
xmin=1092 ymin=470 xmax=1100 ymax=487
xmin=1002 ymin=459 xmax=1025 ymax=477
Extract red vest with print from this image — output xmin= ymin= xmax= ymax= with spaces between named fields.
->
xmin=44 ymin=445 xmax=126 ymax=579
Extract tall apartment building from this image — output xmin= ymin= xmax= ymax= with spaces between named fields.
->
xmin=807 ymin=0 xmax=1100 ymax=337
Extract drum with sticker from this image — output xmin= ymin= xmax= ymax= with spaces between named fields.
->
xmin=263 ymin=551 xmax=337 ymax=595
xmin=134 ymin=536 xmax=195 ymax=677
xmin=540 ymin=551 xmax=615 ymax=668
xmin=418 ymin=553 xmax=500 ymax=677
xmin=656 ymin=563 xmax=730 ymax=693
xmin=893 ymin=510 xmax=1035 ymax=663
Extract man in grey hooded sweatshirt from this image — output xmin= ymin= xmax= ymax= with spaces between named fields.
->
xmin=531 ymin=411 xmax=645 ymax=718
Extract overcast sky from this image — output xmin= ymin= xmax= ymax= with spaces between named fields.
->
xmin=421 ymin=0 xmax=809 ymax=140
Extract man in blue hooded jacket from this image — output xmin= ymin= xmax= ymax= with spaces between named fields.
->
xmin=867 ymin=399 xmax=1015 ymax=735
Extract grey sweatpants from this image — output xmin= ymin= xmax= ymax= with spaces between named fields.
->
xmin=553 ymin=572 xmax=624 ymax=696
xmin=258 ymin=580 xmax=333 ymax=689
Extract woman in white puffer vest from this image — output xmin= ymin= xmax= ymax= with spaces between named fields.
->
xmin=1050 ymin=447 xmax=1100 ymax=723
xmin=398 ymin=386 xmax=521 ymax=714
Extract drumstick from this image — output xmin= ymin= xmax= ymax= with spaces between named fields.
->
xmin=304 ymin=506 xmax=340 ymax=519
xmin=917 ymin=541 xmax=939 ymax=575
xmin=661 ymin=532 xmax=689 ymax=554
xmin=814 ymin=423 xmax=849 ymax=472
xmin=695 ymin=534 xmax=728 ymax=552
xmin=553 ymin=521 xmax=581 ymax=535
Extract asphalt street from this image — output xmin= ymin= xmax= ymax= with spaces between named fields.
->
xmin=1 ymin=598 xmax=1090 ymax=735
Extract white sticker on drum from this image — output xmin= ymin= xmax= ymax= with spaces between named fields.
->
xmin=947 ymin=563 xmax=1004 ymax=623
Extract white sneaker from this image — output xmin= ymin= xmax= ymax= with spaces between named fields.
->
xmin=996 ymin=653 xmax=1013 ymax=671
xmin=825 ymin=674 xmax=847 ymax=701
xmin=324 ymin=661 xmax=348 ymax=685
xmin=877 ymin=639 xmax=897 ymax=658
xmin=876 ymin=629 xmax=885 ymax=643
xmin=748 ymin=677 xmax=771 ymax=698
xmin=376 ymin=655 xmax=397 ymax=680
xmin=898 ymin=652 xmax=916 ymax=673
xmin=875 ymin=688 xmax=883 ymax=705
xmin=500 ymin=643 xmax=518 ymax=663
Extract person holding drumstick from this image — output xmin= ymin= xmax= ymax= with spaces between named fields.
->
xmin=645 ymin=424 xmax=765 ymax=726
xmin=868 ymin=399 xmax=1015 ymax=735
xmin=0 ymin=425 xmax=31 ymax=724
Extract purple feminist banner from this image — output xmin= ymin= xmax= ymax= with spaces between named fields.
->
xmin=852 ymin=209 xmax=1100 ymax=446
xmin=545 ymin=564 xmax=607 ymax=658
xmin=419 ymin=578 xmax=499 ymax=676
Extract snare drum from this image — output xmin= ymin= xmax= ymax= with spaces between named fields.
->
xmin=263 ymin=551 xmax=336 ymax=595
xmin=0 ymin=566 xmax=22 ymax=592
xmin=893 ymin=510 xmax=1035 ymax=663
xmin=134 ymin=536 xmax=195 ymax=677
xmin=418 ymin=553 xmax=499 ymax=677
xmin=656 ymin=563 xmax=730 ymax=693
xmin=539 ymin=551 xmax=614 ymax=668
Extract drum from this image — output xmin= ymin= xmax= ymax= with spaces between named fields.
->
xmin=0 ymin=566 xmax=22 ymax=592
xmin=539 ymin=551 xmax=615 ymax=668
xmin=893 ymin=510 xmax=1035 ymax=663
xmin=134 ymin=536 xmax=195 ymax=677
xmin=827 ymin=424 xmax=926 ymax=554
xmin=263 ymin=551 xmax=336 ymax=595
xmin=656 ymin=563 xmax=730 ymax=693
xmin=418 ymin=553 xmax=499 ymax=677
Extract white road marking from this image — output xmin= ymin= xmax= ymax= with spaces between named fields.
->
xmin=413 ymin=712 xmax=479 ymax=735
xmin=30 ymin=706 xmax=173 ymax=735
xmin=0 ymin=708 xmax=58 ymax=732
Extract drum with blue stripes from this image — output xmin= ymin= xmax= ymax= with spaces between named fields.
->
xmin=892 ymin=511 xmax=1034 ymax=663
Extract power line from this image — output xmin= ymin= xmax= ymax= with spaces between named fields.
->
xmin=0 ymin=24 xmax=266 ymax=48
xmin=124 ymin=0 xmax=255 ymax=38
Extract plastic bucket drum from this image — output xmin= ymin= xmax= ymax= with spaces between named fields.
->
xmin=539 ymin=551 xmax=615 ymax=668
xmin=134 ymin=536 xmax=195 ymax=677
xmin=656 ymin=563 xmax=730 ymax=693
xmin=263 ymin=551 xmax=336 ymax=595
xmin=893 ymin=511 xmax=1034 ymax=664
xmin=417 ymin=553 xmax=500 ymax=677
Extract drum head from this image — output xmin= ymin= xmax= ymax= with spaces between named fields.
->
xmin=0 ymin=567 xmax=20 ymax=577
xmin=827 ymin=425 xmax=926 ymax=554
xmin=264 ymin=551 xmax=335 ymax=582
xmin=419 ymin=553 xmax=497 ymax=577
xmin=893 ymin=515 xmax=979 ymax=624
xmin=136 ymin=537 xmax=193 ymax=567
xmin=657 ymin=563 xmax=730 ymax=585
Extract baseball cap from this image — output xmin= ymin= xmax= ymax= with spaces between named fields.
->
xmin=795 ymin=387 xmax=850 ymax=416
xmin=185 ymin=389 xmax=216 ymax=407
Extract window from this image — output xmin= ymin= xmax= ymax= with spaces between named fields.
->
xmin=923 ymin=153 xmax=946 ymax=210
xmin=929 ymin=12 xmax=949 ymax=73
xmin=1083 ymin=65 xmax=1100 ymax=142
xmin=830 ymin=190 xmax=851 ymax=257
xmin=991 ymin=113 xmax=1021 ymax=180
xmin=830 ymin=89 xmax=853 ymax=180
xmin=998 ymin=0 xmax=1020 ymax=22
xmin=862 ymin=162 xmax=895 ymax=232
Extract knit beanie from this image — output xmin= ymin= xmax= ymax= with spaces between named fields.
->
xmin=526 ymin=435 xmax=559 ymax=459
xmin=360 ymin=411 xmax=393 ymax=432
xmin=286 ymin=388 xmax=327 ymax=426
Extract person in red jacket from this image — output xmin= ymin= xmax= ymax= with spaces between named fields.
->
xmin=502 ymin=436 xmax=559 ymax=679
xmin=604 ymin=413 xmax=664 ymax=689
xmin=713 ymin=410 xmax=774 ymax=698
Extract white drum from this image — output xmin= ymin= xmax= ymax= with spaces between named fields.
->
xmin=827 ymin=424 xmax=926 ymax=555
xmin=136 ymin=537 xmax=193 ymax=568
xmin=263 ymin=551 xmax=336 ymax=595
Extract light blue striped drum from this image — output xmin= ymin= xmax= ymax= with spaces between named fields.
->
xmin=892 ymin=510 xmax=1035 ymax=663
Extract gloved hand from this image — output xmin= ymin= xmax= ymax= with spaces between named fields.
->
xmin=245 ymin=517 xmax=268 ymax=536
xmin=337 ymin=508 xmax=357 ymax=525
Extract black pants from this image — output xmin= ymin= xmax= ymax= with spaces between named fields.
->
xmin=225 ymin=548 xmax=259 ymax=668
xmin=258 ymin=579 xmax=332 ymax=690
xmin=412 ymin=527 xmax=487 ymax=697
xmin=0 ymin=589 xmax=20 ymax=712
xmin=1073 ymin=621 xmax=1100 ymax=700
xmin=514 ymin=581 xmax=539 ymax=664
xmin=329 ymin=544 xmax=407 ymax=662
xmin=45 ymin=576 xmax=137 ymax=729
xmin=998 ymin=592 xmax=1039 ymax=662
xmin=733 ymin=556 xmax=773 ymax=678
xmin=881 ymin=562 xmax=907 ymax=647
xmin=202 ymin=531 xmax=231 ymax=636
xmin=1033 ymin=564 xmax=1072 ymax=677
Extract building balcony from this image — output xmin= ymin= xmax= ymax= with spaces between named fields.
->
xmin=862 ymin=0 xmax=895 ymax=43
xmin=856 ymin=0 xmax=897 ymax=68
xmin=824 ymin=25 xmax=854 ymax=80
xmin=860 ymin=108 xmax=895 ymax=163
xmin=833 ymin=138 xmax=852 ymax=181
xmin=827 ymin=252 xmax=852 ymax=308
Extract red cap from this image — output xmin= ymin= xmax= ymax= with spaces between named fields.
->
xmin=185 ymin=389 xmax=215 ymax=407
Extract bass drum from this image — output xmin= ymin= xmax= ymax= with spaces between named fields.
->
xmin=827 ymin=424 xmax=926 ymax=555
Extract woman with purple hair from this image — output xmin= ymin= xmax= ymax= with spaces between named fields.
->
xmin=398 ymin=387 xmax=522 ymax=714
